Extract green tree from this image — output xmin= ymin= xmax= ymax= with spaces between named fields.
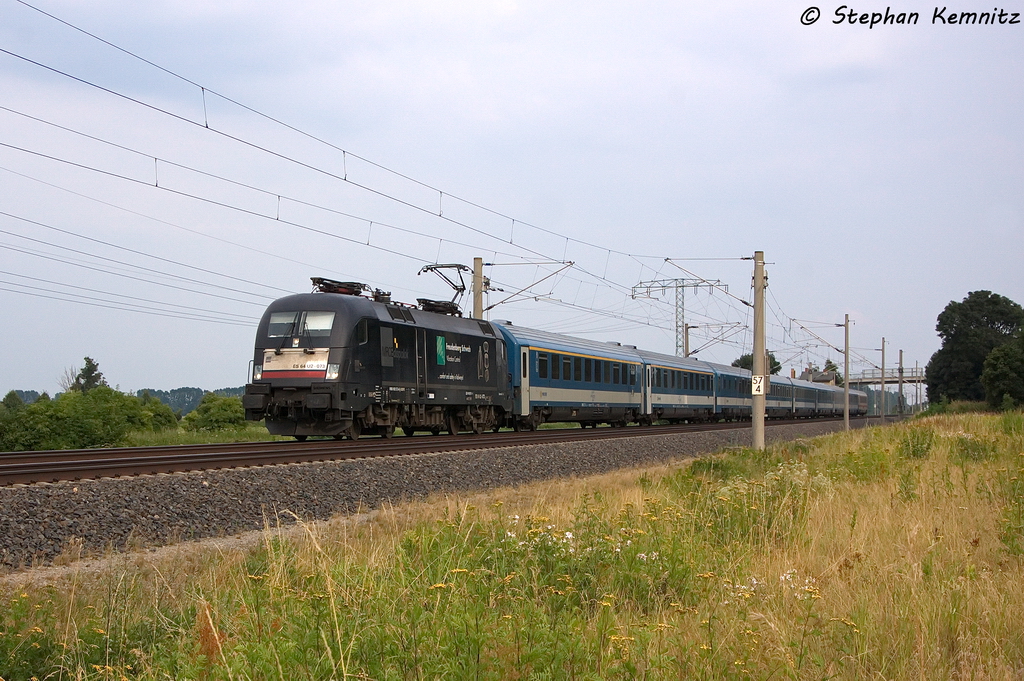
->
xmin=926 ymin=291 xmax=1024 ymax=402
xmin=138 ymin=391 xmax=179 ymax=430
xmin=0 ymin=386 xmax=138 ymax=451
xmin=181 ymin=393 xmax=245 ymax=431
xmin=732 ymin=351 xmax=781 ymax=375
xmin=823 ymin=359 xmax=844 ymax=386
xmin=981 ymin=334 xmax=1024 ymax=409
xmin=72 ymin=357 xmax=108 ymax=393
xmin=1 ymin=390 xmax=25 ymax=412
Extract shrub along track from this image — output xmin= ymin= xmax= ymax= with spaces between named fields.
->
xmin=0 ymin=417 xmax=867 ymax=569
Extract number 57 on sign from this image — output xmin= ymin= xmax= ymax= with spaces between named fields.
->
xmin=751 ymin=375 xmax=766 ymax=395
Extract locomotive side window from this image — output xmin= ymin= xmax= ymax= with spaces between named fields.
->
xmin=357 ymin=319 xmax=368 ymax=345
xmin=538 ymin=353 xmax=549 ymax=379
xmin=268 ymin=311 xmax=299 ymax=337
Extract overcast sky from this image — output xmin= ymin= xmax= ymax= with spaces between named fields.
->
xmin=1 ymin=0 xmax=1021 ymax=396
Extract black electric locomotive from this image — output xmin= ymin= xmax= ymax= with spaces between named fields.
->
xmin=242 ymin=279 xmax=512 ymax=439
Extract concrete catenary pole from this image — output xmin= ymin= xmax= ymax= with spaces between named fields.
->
xmin=916 ymin=360 xmax=921 ymax=413
xmin=752 ymin=251 xmax=766 ymax=450
xmin=880 ymin=337 xmax=886 ymax=424
xmin=844 ymin=313 xmax=850 ymax=431
xmin=472 ymin=257 xmax=484 ymax=320
xmin=898 ymin=349 xmax=905 ymax=416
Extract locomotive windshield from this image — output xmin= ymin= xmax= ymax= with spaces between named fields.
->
xmin=267 ymin=311 xmax=336 ymax=338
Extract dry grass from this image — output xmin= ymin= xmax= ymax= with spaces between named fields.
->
xmin=2 ymin=412 xmax=1023 ymax=679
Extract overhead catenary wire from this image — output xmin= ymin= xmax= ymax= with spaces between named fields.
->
xmin=0 ymin=134 xmax=671 ymax=319
xmin=0 ymin=106 xmax=567 ymax=269
xmin=0 ymin=269 xmax=258 ymax=321
xmin=0 ymin=284 xmax=255 ymax=326
xmin=6 ymin=0 xmax=715 ymax=266
xmin=0 ymin=215 xmax=274 ymax=301
xmin=0 ymin=207 xmax=291 ymax=295
xmin=0 ymin=9 xmax=884 ymax=366
xmin=0 ymin=241 xmax=270 ymax=307
xmin=0 ymin=164 xmax=371 ymax=290
xmin=0 ymin=41 xmax=700 ymax=308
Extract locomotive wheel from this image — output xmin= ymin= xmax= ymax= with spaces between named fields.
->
xmin=294 ymin=435 xmax=308 ymax=442
xmin=403 ymin=427 xmax=416 ymax=437
xmin=431 ymin=427 xmax=441 ymax=436
xmin=381 ymin=425 xmax=395 ymax=439
xmin=472 ymin=421 xmax=485 ymax=435
xmin=346 ymin=423 xmax=361 ymax=441
xmin=447 ymin=414 xmax=461 ymax=436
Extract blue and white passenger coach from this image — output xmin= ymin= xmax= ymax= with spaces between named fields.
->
xmin=494 ymin=322 xmax=645 ymax=429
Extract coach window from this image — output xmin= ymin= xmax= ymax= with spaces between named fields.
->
xmin=630 ymin=365 xmax=637 ymax=385
xmin=585 ymin=358 xmax=592 ymax=382
xmin=595 ymin=360 xmax=602 ymax=383
xmin=538 ymin=353 xmax=549 ymax=379
xmin=563 ymin=356 xmax=573 ymax=382
xmin=574 ymin=357 xmax=582 ymax=382
xmin=612 ymin=363 xmax=620 ymax=384
xmin=602 ymin=361 xmax=610 ymax=383
xmin=551 ymin=354 xmax=560 ymax=380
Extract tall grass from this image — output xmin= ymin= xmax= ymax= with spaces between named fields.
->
xmin=3 ymin=413 xmax=1024 ymax=679
xmin=123 ymin=422 xmax=288 ymax=447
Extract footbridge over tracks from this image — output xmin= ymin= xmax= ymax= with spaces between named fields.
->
xmin=846 ymin=367 xmax=925 ymax=388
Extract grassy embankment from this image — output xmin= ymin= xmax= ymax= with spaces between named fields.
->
xmin=125 ymin=420 xmax=602 ymax=446
xmin=2 ymin=412 xmax=1024 ymax=679
xmin=122 ymin=422 xmax=288 ymax=447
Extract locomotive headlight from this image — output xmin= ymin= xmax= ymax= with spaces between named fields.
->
xmin=253 ymin=364 xmax=263 ymax=381
xmin=325 ymin=363 xmax=340 ymax=380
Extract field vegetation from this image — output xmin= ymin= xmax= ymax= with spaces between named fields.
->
xmin=0 ymin=388 xmax=266 ymax=451
xmin=2 ymin=412 xmax=1024 ymax=679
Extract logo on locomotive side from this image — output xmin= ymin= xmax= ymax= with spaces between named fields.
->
xmin=436 ymin=335 xmax=446 ymax=365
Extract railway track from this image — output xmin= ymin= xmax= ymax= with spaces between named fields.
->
xmin=0 ymin=417 xmax=862 ymax=487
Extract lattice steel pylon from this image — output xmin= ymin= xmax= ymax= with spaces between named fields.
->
xmin=632 ymin=278 xmax=726 ymax=356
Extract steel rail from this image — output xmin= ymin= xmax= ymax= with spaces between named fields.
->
xmin=0 ymin=417 xmax=861 ymax=486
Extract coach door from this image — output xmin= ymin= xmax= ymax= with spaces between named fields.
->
xmin=519 ymin=347 xmax=531 ymax=415
xmin=643 ymin=365 xmax=653 ymax=416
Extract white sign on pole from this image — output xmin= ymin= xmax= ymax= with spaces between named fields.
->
xmin=751 ymin=375 xmax=766 ymax=395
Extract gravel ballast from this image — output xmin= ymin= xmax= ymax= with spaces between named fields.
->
xmin=0 ymin=420 xmax=865 ymax=569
